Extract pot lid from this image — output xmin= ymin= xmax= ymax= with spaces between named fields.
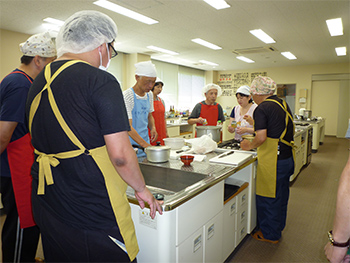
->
xmin=147 ymin=145 xmax=171 ymax=151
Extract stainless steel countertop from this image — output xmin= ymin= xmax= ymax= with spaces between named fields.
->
xmin=127 ymin=151 xmax=257 ymax=211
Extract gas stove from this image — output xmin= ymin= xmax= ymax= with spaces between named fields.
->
xmin=216 ymin=139 xmax=257 ymax=154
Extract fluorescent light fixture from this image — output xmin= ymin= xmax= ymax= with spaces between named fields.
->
xmin=147 ymin=45 xmax=179 ymax=55
xmin=326 ymin=18 xmax=343 ymax=36
xmin=43 ymin=17 xmax=65 ymax=26
xmin=42 ymin=23 xmax=61 ymax=32
xmin=199 ymin=60 xmax=219 ymax=66
xmin=191 ymin=38 xmax=222 ymax=50
xmin=281 ymin=52 xmax=297 ymax=60
xmin=93 ymin=0 xmax=158 ymax=25
xmin=203 ymin=0 xmax=230 ymax=10
xmin=250 ymin=29 xmax=276 ymax=44
xmin=335 ymin=47 xmax=346 ymax=56
xmin=236 ymin=56 xmax=255 ymax=63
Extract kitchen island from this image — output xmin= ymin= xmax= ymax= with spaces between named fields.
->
xmin=127 ymin=151 xmax=257 ymax=263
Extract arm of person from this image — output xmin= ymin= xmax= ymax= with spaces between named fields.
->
xmin=127 ymin=119 xmax=152 ymax=148
xmin=0 ymin=121 xmax=17 ymax=154
xmin=240 ymin=129 xmax=266 ymax=150
xmin=243 ymin=114 xmax=254 ymax=125
xmin=325 ymin=154 xmax=350 ymax=263
xmin=148 ymin=113 xmax=158 ymax=143
xmin=187 ymin=103 xmax=205 ymax=125
xmin=104 ymin=131 xmax=163 ymax=219
xmin=236 ymin=127 xmax=255 ymax=135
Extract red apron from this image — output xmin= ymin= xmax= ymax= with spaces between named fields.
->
xmin=198 ymin=102 xmax=219 ymax=126
xmin=150 ymin=99 xmax=167 ymax=145
xmin=5 ymin=70 xmax=35 ymax=229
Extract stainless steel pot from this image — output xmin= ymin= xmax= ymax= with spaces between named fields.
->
xmin=196 ymin=126 xmax=221 ymax=142
xmin=145 ymin=145 xmax=170 ymax=163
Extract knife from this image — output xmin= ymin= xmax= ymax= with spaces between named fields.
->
xmin=218 ymin=150 xmax=234 ymax=158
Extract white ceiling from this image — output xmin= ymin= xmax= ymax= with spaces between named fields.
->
xmin=0 ymin=0 xmax=349 ymax=71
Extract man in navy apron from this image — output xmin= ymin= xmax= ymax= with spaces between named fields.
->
xmin=0 ymin=32 xmax=56 ymax=262
xmin=123 ymin=61 xmax=158 ymax=157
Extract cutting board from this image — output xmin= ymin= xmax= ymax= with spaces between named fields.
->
xmin=209 ymin=151 xmax=253 ymax=166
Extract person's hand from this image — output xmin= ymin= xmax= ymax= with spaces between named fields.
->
xmin=324 ymin=242 xmax=350 ymax=263
xmin=150 ymin=128 xmax=158 ymax=143
xmin=228 ymin=125 xmax=235 ymax=133
xmin=236 ymin=127 xmax=246 ymax=135
xmin=240 ymin=139 xmax=251 ymax=151
xmin=135 ymin=187 xmax=163 ymax=219
xmin=243 ymin=115 xmax=254 ymax=125
xmin=197 ymin=117 xmax=205 ymax=124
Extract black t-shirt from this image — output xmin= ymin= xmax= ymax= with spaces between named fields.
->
xmin=253 ymin=95 xmax=294 ymax=159
xmin=25 ymin=60 xmax=130 ymax=230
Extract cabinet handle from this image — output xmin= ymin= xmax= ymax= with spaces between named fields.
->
xmin=230 ymin=203 xmax=236 ymax=215
xmin=208 ymin=224 xmax=215 ymax=240
xmin=193 ymin=234 xmax=202 ymax=252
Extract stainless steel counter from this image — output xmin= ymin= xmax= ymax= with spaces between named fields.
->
xmin=127 ymin=151 xmax=257 ymax=211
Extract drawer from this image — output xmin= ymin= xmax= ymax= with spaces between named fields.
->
xmin=167 ymin=126 xmax=180 ymax=137
xmin=237 ymin=188 xmax=248 ymax=213
xmin=236 ymin=220 xmax=248 ymax=245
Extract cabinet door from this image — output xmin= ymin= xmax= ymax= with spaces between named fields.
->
xmin=222 ymin=197 xmax=237 ymax=261
xmin=204 ymin=211 xmax=223 ymax=263
xmin=167 ymin=126 xmax=180 ymax=137
xmin=177 ymin=227 xmax=204 ymax=263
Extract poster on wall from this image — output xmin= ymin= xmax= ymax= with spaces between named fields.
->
xmin=218 ymin=72 xmax=268 ymax=96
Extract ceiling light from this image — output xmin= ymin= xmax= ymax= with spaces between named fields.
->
xmin=203 ymin=0 xmax=230 ymax=10
xmin=93 ymin=0 xmax=158 ymax=25
xmin=191 ymin=38 xmax=222 ymax=50
xmin=199 ymin=60 xmax=219 ymax=66
xmin=335 ymin=47 xmax=346 ymax=56
xmin=147 ymin=45 xmax=179 ymax=55
xmin=281 ymin=52 xmax=297 ymax=60
xmin=42 ymin=23 xmax=61 ymax=32
xmin=43 ymin=17 xmax=65 ymax=26
xmin=236 ymin=56 xmax=255 ymax=63
xmin=326 ymin=18 xmax=343 ymax=36
xmin=249 ymin=29 xmax=276 ymax=44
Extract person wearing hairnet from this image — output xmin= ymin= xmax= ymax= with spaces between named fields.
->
xmin=241 ymin=76 xmax=295 ymax=244
xmin=123 ymin=61 xmax=158 ymax=156
xmin=25 ymin=11 xmax=162 ymax=262
xmin=0 ymin=32 xmax=56 ymax=262
xmin=149 ymin=78 xmax=168 ymax=145
xmin=228 ymin=85 xmax=257 ymax=141
xmin=187 ymin=83 xmax=225 ymax=126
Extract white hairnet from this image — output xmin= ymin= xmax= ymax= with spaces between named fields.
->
xmin=202 ymin=83 xmax=222 ymax=97
xmin=135 ymin=61 xmax=157 ymax=77
xmin=56 ymin=10 xmax=118 ymax=57
xmin=19 ymin=32 xmax=56 ymax=57
xmin=236 ymin=85 xmax=251 ymax=96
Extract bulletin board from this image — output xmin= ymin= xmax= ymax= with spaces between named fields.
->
xmin=218 ymin=72 xmax=267 ymax=96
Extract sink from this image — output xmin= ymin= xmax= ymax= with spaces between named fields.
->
xmin=139 ymin=163 xmax=208 ymax=193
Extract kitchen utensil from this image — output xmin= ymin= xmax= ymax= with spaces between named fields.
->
xmin=209 ymin=151 xmax=253 ymax=166
xmin=133 ymin=144 xmax=170 ymax=163
xmin=163 ymin=138 xmax=185 ymax=150
xmin=180 ymin=155 xmax=194 ymax=166
xmin=195 ymin=126 xmax=222 ymax=143
xmin=218 ymin=150 xmax=234 ymax=158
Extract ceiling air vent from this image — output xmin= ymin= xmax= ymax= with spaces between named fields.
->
xmin=232 ymin=46 xmax=277 ymax=55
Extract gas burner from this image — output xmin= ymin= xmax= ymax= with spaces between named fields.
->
xmin=295 ymin=123 xmax=310 ymax=127
xmin=218 ymin=139 xmax=242 ymax=150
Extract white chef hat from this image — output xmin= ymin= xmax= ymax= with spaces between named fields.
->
xmin=135 ymin=61 xmax=157 ymax=77
xmin=56 ymin=10 xmax=118 ymax=57
xmin=19 ymin=32 xmax=56 ymax=57
xmin=155 ymin=77 xmax=164 ymax=86
xmin=236 ymin=85 xmax=251 ymax=96
xmin=202 ymin=83 xmax=222 ymax=97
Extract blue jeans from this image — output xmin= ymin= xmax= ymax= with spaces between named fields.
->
xmin=256 ymin=156 xmax=294 ymax=240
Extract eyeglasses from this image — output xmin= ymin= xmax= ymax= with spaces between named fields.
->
xmin=108 ymin=42 xmax=118 ymax=58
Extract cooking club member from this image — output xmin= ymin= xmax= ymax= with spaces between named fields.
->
xmin=228 ymin=85 xmax=257 ymax=141
xmin=25 ymin=11 xmax=163 ymax=262
xmin=187 ymin=83 xmax=225 ymax=126
xmin=241 ymin=76 xmax=295 ymax=244
xmin=149 ymin=78 xmax=168 ymax=145
xmin=123 ymin=61 xmax=158 ymax=156
xmin=0 ymin=32 xmax=56 ymax=262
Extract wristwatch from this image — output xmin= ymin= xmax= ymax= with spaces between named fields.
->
xmin=328 ymin=230 xmax=350 ymax=247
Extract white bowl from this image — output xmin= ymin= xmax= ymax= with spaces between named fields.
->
xmin=163 ymin=138 xmax=185 ymax=150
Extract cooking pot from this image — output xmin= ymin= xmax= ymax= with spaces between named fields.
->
xmin=196 ymin=125 xmax=221 ymax=143
xmin=144 ymin=145 xmax=170 ymax=163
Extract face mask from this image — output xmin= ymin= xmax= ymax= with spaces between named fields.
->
xmin=99 ymin=43 xmax=111 ymax=71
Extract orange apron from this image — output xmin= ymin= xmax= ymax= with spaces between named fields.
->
xmin=198 ymin=102 xmax=219 ymax=126
xmin=5 ymin=70 xmax=35 ymax=229
xmin=150 ymin=98 xmax=167 ymax=145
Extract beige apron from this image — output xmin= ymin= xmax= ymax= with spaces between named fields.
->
xmin=256 ymin=99 xmax=295 ymax=198
xmin=28 ymin=60 xmax=139 ymax=261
